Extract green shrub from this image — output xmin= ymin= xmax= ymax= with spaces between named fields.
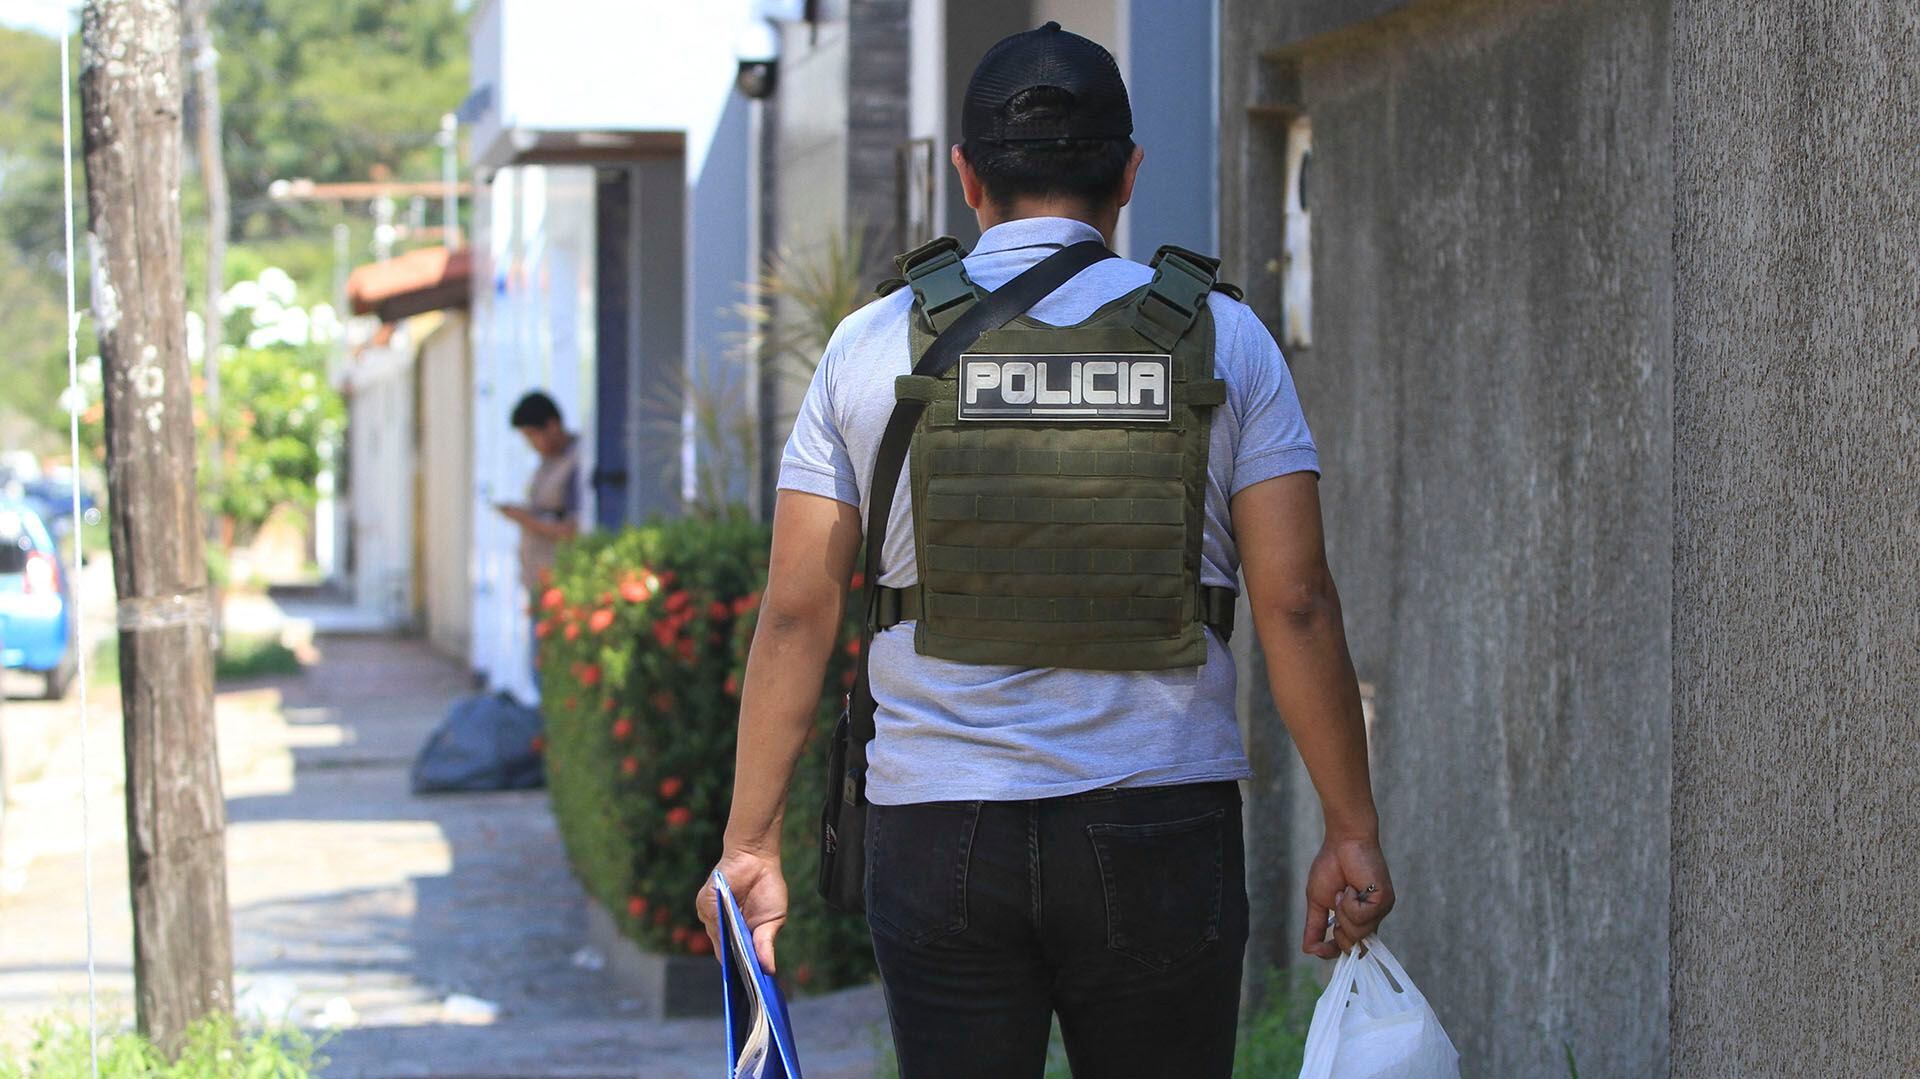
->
xmin=0 ymin=1013 xmax=322 ymax=1078
xmin=538 ymin=512 xmax=873 ymax=991
xmin=1233 ymin=967 xmax=1318 ymax=1077
xmin=215 ymin=634 xmax=303 ymax=681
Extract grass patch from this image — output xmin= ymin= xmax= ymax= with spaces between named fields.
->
xmin=0 ymin=1012 xmax=324 ymax=1078
xmin=78 ymin=518 xmax=110 ymax=564
xmin=1234 ymin=967 xmax=1319 ymax=1077
xmin=871 ymin=966 xmax=1317 ymax=1078
xmin=215 ymin=634 xmax=303 ymax=682
xmin=84 ymin=633 xmax=302 ymax=689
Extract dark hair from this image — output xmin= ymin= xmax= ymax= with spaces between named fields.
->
xmin=959 ymin=87 xmax=1135 ymax=207
xmin=510 ymin=390 xmax=562 ymax=429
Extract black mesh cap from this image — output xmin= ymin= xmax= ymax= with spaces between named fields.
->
xmin=961 ymin=22 xmax=1133 ymax=144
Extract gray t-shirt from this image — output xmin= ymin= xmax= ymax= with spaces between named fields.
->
xmin=779 ymin=217 xmax=1319 ymax=804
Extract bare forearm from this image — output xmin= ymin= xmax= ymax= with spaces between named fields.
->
xmin=723 ymin=605 xmax=844 ymax=855
xmin=1256 ymin=588 xmax=1378 ymax=840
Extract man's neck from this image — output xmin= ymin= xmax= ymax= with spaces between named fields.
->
xmin=977 ymin=199 xmax=1119 ymax=246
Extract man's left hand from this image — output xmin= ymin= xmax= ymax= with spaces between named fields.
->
xmin=1303 ymin=834 xmax=1395 ymax=957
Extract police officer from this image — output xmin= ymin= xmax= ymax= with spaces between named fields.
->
xmin=700 ymin=23 xmax=1391 ymax=1077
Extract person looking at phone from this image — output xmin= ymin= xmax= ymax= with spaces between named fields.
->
xmin=498 ymin=390 xmax=581 ymax=624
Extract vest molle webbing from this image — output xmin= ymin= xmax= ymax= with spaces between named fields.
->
xmin=878 ymin=237 xmax=1236 ymax=671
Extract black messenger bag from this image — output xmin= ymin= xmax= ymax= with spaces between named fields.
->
xmin=816 ymin=238 xmax=1117 ymax=913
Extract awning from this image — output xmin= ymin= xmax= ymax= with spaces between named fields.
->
xmin=347 ymin=247 xmax=472 ymax=323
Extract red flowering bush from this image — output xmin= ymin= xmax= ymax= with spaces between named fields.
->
xmin=538 ymin=512 xmax=871 ymax=990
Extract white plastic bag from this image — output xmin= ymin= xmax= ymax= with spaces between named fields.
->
xmin=1299 ymin=935 xmax=1459 ymax=1079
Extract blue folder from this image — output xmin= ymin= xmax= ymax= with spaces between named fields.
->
xmin=715 ymin=870 xmax=804 ymax=1079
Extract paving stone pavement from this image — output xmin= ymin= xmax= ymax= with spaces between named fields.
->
xmin=0 ymin=633 xmax=890 ymax=1078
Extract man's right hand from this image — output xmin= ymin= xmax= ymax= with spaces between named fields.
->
xmin=697 ymin=846 xmax=788 ymax=973
xmin=1303 ymin=834 xmax=1394 ymax=958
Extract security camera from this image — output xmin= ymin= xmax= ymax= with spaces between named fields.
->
xmin=737 ymin=60 xmax=777 ymax=99
xmin=735 ymin=20 xmax=780 ymax=100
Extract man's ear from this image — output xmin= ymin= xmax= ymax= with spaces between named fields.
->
xmin=950 ymin=144 xmax=986 ymax=211
xmin=1114 ymin=144 xmax=1145 ymax=210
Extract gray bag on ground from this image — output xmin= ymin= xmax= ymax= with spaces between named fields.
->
xmin=410 ymin=692 xmax=546 ymax=793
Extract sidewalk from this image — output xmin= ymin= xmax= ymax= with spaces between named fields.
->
xmin=0 ymin=632 xmax=889 ymax=1078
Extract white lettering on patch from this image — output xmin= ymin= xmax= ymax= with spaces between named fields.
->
xmin=955 ymin=354 xmax=1175 ymax=422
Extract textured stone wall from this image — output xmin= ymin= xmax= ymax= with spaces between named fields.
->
xmin=1671 ymin=3 xmax=1920 ymax=1072
xmin=762 ymin=1 xmax=911 ymax=506
xmin=1220 ymin=1 xmax=1673 ymax=1073
xmin=847 ymin=0 xmax=912 ymax=275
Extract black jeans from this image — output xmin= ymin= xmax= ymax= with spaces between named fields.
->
xmin=865 ymin=781 xmax=1249 ymax=1079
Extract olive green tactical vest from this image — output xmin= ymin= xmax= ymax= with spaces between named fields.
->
xmin=877 ymin=237 xmax=1236 ymax=672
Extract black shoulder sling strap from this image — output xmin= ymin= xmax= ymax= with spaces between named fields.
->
xmin=817 ymin=239 xmax=1116 ymax=912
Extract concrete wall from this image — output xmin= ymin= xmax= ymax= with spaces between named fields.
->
xmin=764 ymin=11 xmax=852 ymax=495
xmin=849 ymin=0 xmax=913 ymax=265
xmin=629 ymin=157 xmax=685 ymax=521
xmin=686 ymin=93 xmax=758 ymax=509
xmin=761 ymin=1 xmax=912 ymax=509
xmin=343 ymin=336 xmax=418 ymax=627
xmin=417 ymin=312 xmax=473 ymax=661
xmin=1670 ymin=3 xmax=1920 ymax=1071
xmin=1220 ymin=1 xmax=1672 ymax=1073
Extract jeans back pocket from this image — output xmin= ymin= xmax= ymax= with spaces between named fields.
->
xmin=1085 ymin=809 xmax=1226 ymax=970
xmin=866 ymin=801 xmax=981 ymax=946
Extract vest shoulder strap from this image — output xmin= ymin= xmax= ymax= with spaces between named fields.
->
xmin=1134 ymin=244 xmax=1221 ymax=350
xmin=895 ymin=236 xmax=979 ymax=334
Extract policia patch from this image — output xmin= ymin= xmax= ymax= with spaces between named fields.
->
xmin=957 ymin=353 xmax=1173 ymax=422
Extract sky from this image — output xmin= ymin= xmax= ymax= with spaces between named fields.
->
xmin=0 ymin=0 xmax=73 ymax=38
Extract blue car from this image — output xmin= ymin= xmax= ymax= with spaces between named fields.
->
xmin=18 ymin=477 xmax=101 ymax=555
xmin=0 ymin=498 xmax=76 ymax=699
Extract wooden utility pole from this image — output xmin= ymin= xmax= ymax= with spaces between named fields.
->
xmin=78 ymin=0 xmax=234 ymax=1048
xmin=184 ymin=0 xmax=228 ymax=523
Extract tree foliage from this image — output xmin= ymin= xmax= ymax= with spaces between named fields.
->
xmin=204 ymin=341 xmax=342 ymax=540
xmin=0 ymin=26 xmax=83 ymax=451
xmin=213 ymin=0 xmax=470 ymax=239
xmin=0 ymin=6 xmax=465 ymax=515
xmin=0 ymin=25 xmax=72 ymax=264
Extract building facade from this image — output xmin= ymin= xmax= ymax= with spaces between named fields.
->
xmin=463 ymin=0 xmax=759 ymax=700
xmin=756 ymin=0 xmax=1223 ymax=504
xmin=1219 ymin=0 xmax=1916 ymax=1072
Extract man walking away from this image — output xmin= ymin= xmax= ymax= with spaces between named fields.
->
xmin=700 ymin=23 xmax=1392 ymax=1078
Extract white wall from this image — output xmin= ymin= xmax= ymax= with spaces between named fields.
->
xmin=418 ymin=311 xmax=473 ymax=660
xmin=463 ymin=0 xmax=771 ymax=693
xmin=470 ymin=0 xmax=755 ymax=170
xmin=343 ymin=337 xmax=416 ymax=627
xmin=469 ymin=166 xmax=598 ymax=703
